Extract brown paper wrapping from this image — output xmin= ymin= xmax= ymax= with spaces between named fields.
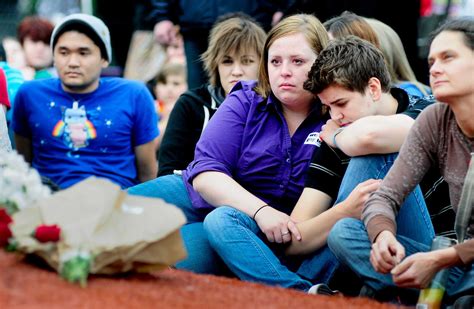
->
xmin=11 ymin=177 xmax=187 ymax=274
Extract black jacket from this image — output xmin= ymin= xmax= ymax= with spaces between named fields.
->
xmin=147 ymin=0 xmax=280 ymax=32
xmin=158 ymin=84 xmax=225 ymax=176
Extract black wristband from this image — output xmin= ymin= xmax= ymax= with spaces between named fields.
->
xmin=253 ymin=204 xmax=270 ymax=220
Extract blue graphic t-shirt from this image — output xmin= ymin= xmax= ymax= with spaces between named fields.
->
xmin=12 ymin=78 xmax=158 ymax=189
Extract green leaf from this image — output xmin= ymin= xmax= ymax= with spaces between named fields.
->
xmin=60 ymin=255 xmax=91 ymax=287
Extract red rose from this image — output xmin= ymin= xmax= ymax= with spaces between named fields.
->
xmin=0 ymin=208 xmax=12 ymax=224
xmin=0 ymin=222 xmax=12 ymax=247
xmin=34 ymin=224 xmax=61 ymax=243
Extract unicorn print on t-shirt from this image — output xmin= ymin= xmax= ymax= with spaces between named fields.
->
xmin=52 ymin=101 xmax=96 ymax=149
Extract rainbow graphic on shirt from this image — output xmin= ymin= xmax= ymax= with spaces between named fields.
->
xmin=52 ymin=120 xmax=66 ymax=137
xmin=52 ymin=104 xmax=97 ymax=149
xmin=52 ymin=119 xmax=96 ymax=138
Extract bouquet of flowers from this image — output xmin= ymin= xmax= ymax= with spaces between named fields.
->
xmin=0 ymin=150 xmax=51 ymax=249
xmin=0 ymin=150 xmax=187 ymax=287
xmin=0 ymin=150 xmax=51 ymax=214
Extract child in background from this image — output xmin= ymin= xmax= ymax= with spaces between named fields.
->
xmin=153 ymin=63 xmax=187 ymax=151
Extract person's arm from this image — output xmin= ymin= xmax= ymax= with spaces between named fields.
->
xmin=364 ymin=106 xmax=441 ymax=274
xmin=189 ymin=89 xmax=300 ymax=243
xmin=323 ymin=95 xmax=435 ymax=156
xmin=14 ymin=134 xmax=32 ymax=163
xmin=363 ymin=106 xmax=438 ymax=243
xmin=193 ymin=171 xmax=301 ymax=243
xmin=131 ymin=83 xmax=159 ymax=181
xmin=286 ymin=179 xmax=380 ymax=255
xmin=158 ymin=96 xmax=200 ymax=176
xmin=322 ymin=114 xmax=415 ymax=156
xmin=135 ymin=139 xmax=158 ymax=182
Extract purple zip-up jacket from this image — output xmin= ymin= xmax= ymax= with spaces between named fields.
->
xmin=183 ymin=80 xmax=326 ymax=214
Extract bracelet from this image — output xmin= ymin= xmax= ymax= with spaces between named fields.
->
xmin=332 ymin=127 xmax=345 ymax=149
xmin=253 ymin=204 xmax=270 ymax=220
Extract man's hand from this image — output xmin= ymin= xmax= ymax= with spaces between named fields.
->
xmin=337 ymin=179 xmax=381 ymax=218
xmin=390 ymin=251 xmax=442 ymax=288
xmin=320 ymin=119 xmax=341 ymax=148
xmin=370 ymin=230 xmax=405 ymax=273
xmin=254 ymin=206 xmax=301 ymax=244
xmin=154 ymin=20 xmax=177 ymax=45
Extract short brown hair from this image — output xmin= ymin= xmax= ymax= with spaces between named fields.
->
xmin=201 ymin=14 xmax=266 ymax=88
xmin=255 ymin=14 xmax=329 ymax=98
xmin=17 ymin=16 xmax=54 ymax=45
xmin=304 ymin=36 xmax=391 ymax=95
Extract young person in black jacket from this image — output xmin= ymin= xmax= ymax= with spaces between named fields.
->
xmin=157 ymin=14 xmax=266 ymax=176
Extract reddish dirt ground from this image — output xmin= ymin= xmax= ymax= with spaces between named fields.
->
xmin=0 ymin=251 xmax=400 ymax=308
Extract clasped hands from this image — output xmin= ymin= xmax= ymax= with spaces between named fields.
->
xmin=371 ymin=231 xmax=443 ymax=289
xmin=253 ymin=205 xmax=301 ymax=244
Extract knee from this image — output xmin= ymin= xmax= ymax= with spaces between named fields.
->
xmin=126 ymin=178 xmax=158 ymax=196
xmin=327 ymin=218 xmax=362 ymax=252
xmin=203 ymin=206 xmax=235 ymax=236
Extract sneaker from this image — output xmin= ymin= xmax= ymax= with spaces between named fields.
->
xmin=308 ymin=284 xmax=339 ymax=296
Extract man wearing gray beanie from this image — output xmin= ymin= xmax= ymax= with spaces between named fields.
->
xmin=11 ymin=13 xmax=159 ymax=189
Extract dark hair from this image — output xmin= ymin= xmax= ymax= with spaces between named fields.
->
xmin=429 ymin=17 xmax=474 ymax=50
xmin=53 ymin=23 xmax=108 ymax=60
xmin=17 ymin=16 xmax=54 ymax=45
xmin=304 ymin=36 xmax=391 ymax=95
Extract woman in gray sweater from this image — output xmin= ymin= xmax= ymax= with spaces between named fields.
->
xmin=327 ymin=17 xmax=474 ymax=305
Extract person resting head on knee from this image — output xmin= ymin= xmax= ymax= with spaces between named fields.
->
xmin=327 ymin=17 xmax=474 ymax=306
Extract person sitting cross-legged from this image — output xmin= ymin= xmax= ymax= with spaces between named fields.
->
xmin=129 ymin=14 xmax=331 ymax=289
xmin=327 ymin=18 xmax=474 ymax=306
xmin=277 ymin=36 xmax=437 ymax=295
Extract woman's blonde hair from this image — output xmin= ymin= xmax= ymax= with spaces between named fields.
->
xmin=201 ymin=14 xmax=266 ymax=88
xmin=255 ymin=14 xmax=329 ymax=98
xmin=366 ymin=18 xmax=429 ymax=96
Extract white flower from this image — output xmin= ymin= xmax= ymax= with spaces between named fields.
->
xmin=0 ymin=150 xmax=50 ymax=212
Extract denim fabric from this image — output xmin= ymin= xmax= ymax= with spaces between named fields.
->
xmin=127 ymin=174 xmax=227 ymax=274
xmin=328 ymin=218 xmax=474 ymax=298
xmin=335 ymin=153 xmax=435 ymax=246
xmin=204 ymin=206 xmax=339 ymax=291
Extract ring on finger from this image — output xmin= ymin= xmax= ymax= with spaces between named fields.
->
xmin=281 ymin=231 xmax=290 ymax=236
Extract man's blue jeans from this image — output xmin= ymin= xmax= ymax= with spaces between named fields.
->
xmin=128 ymin=174 xmax=227 ymax=274
xmin=335 ymin=153 xmax=435 ymax=245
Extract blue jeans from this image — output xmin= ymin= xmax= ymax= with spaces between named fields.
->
xmin=204 ymin=206 xmax=339 ymax=291
xmin=128 ymin=174 xmax=227 ymax=274
xmin=328 ymin=218 xmax=474 ymax=299
xmin=335 ymin=153 xmax=435 ymax=245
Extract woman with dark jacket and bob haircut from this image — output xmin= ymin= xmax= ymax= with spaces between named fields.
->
xmin=157 ymin=13 xmax=266 ymax=176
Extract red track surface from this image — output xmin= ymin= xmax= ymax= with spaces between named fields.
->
xmin=0 ymin=251 xmax=400 ymax=308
